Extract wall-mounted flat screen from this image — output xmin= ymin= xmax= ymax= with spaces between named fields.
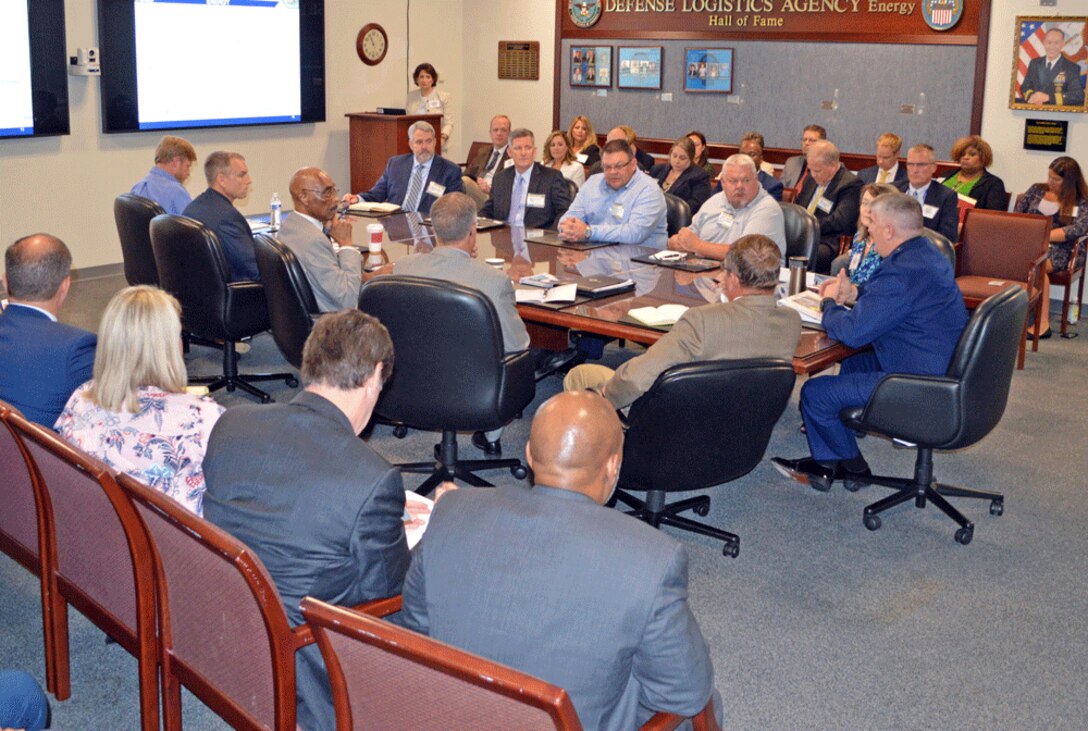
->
xmin=0 ymin=0 xmax=71 ymax=139
xmin=99 ymin=0 xmax=325 ymax=134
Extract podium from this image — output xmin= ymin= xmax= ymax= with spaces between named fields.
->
xmin=345 ymin=113 xmax=444 ymax=193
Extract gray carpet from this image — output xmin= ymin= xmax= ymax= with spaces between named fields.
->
xmin=2 ymin=272 xmax=1086 ymax=729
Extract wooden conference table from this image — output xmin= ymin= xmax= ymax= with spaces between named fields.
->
xmin=357 ymin=212 xmax=852 ymax=375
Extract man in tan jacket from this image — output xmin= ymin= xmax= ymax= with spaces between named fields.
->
xmin=564 ymin=234 xmax=802 ymax=410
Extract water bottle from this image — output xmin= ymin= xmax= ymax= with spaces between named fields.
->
xmin=270 ymin=192 xmax=282 ymax=231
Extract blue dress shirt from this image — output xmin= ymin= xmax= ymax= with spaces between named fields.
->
xmin=131 ymin=166 xmax=192 ymax=215
xmin=560 ymin=169 xmax=668 ymax=249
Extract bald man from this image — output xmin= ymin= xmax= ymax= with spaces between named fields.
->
xmin=401 ymin=391 xmax=717 ymax=730
xmin=276 ymin=167 xmax=362 ymax=312
xmin=0 ymin=234 xmax=96 ymax=427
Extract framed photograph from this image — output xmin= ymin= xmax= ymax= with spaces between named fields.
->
xmin=1009 ymin=17 xmax=1087 ymax=112
xmin=617 ymin=46 xmax=662 ymax=90
xmin=684 ymin=48 xmax=733 ymax=94
xmin=570 ymin=45 xmax=612 ymax=88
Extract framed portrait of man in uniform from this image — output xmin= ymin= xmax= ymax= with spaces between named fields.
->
xmin=1010 ymin=16 xmax=1088 ymax=112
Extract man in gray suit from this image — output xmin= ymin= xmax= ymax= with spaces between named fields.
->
xmin=277 ymin=167 xmax=362 ymax=312
xmin=780 ymin=124 xmax=826 ymax=192
xmin=400 ymin=390 xmax=718 ymax=730
xmin=203 ymin=310 xmax=410 ymax=731
xmin=564 ymin=234 xmax=801 ymax=409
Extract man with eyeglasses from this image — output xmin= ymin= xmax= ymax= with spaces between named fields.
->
xmin=895 ymin=144 xmax=959 ymax=242
xmin=558 ymin=139 xmax=667 ymax=249
xmin=278 ymin=167 xmax=362 ymax=312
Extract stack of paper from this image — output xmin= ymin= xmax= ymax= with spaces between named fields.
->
xmin=627 ymin=304 xmax=688 ymax=326
xmin=403 ymin=492 xmax=434 ymax=549
xmin=515 ymin=283 xmax=578 ymax=305
xmin=777 ymin=290 xmax=824 ymax=325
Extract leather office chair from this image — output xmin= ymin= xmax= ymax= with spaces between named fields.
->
xmin=252 ymin=233 xmax=322 ymax=370
xmin=664 ymin=193 xmax=693 ymax=237
xmin=300 ymin=597 xmax=721 ymax=731
xmin=150 ymin=214 xmax=297 ymax=402
xmin=114 ymin=194 xmax=164 ymax=287
xmin=955 ymin=208 xmax=1050 ymax=369
xmin=358 ymin=276 xmax=535 ymax=495
xmin=564 ymin=177 xmax=579 ymax=206
xmin=611 ymin=359 xmax=796 ymax=558
xmin=839 ymin=285 xmax=1027 ymax=545
xmin=780 ymin=201 xmax=819 ymax=265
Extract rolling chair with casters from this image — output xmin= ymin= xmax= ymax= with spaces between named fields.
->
xmin=780 ymin=201 xmax=819 ymax=265
xmin=252 ymin=234 xmax=321 ymax=370
xmin=664 ymin=193 xmax=693 ymax=237
xmin=358 ymin=276 xmax=535 ymax=495
xmin=611 ymin=359 xmax=796 ymax=558
xmin=150 ymin=214 xmax=298 ymax=402
xmin=839 ymin=285 xmax=1027 ymax=545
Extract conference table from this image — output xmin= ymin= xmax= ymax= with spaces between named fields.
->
xmin=355 ymin=212 xmax=854 ymax=375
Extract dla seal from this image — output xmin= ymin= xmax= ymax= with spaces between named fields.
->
xmin=569 ymin=0 xmax=602 ymax=29
xmin=923 ymin=0 xmax=963 ymax=31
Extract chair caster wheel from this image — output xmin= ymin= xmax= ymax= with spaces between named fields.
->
xmin=955 ymin=526 xmax=973 ymax=545
xmin=989 ymin=500 xmax=1003 ymax=516
xmin=285 ymin=376 xmax=299 ymax=388
xmin=393 ymin=425 xmax=408 ymax=439
xmin=843 ymin=479 xmax=863 ymax=492
xmin=694 ymin=501 xmax=710 ymax=517
xmin=511 ymin=465 xmax=528 ymax=480
xmin=260 ymin=394 xmax=272 ymax=404
xmin=863 ymin=514 xmax=881 ymax=531
xmin=723 ymin=542 xmax=739 ymax=558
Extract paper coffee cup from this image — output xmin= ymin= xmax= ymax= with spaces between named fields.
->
xmin=366 ymin=223 xmax=384 ymax=254
xmin=485 ymin=258 xmax=504 ymax=268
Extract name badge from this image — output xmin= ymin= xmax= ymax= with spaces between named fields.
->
xmin=816 ymin=197 xmax=833 ymax=213
xmin=922 ymin=203 xmax=939 ymax=219
xmin=427 ymin=98 xmax=441 ymax=108
xmin=1073 ymin=206 xmax=1080 ymax=217
xmin=718 ymin=212 xmax=735 ymax=228
xmin=425 ymin=181 xmax=446 ymax=197
xmin=503 ymin=158 xmax=515 ymax=168
xmin=526 ymin=193 xmax=546 ymax=209
xmin=575 ymin=153 xmax=588 ymax=164
xmin=610 ymin=203 xmax=625 ymax=219
xmin=849 ymin=252 xmax=861 ymax=271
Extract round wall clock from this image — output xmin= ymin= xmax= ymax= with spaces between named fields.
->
xmin=357 ymin=23 xmax=388 ymax=66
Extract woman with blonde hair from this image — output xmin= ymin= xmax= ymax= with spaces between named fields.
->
xmin=542 ymin=130 xmax=586 ymax=189
xmin=567 ymin=115 xmax=600 ymax=167
xmin=55 ymin=285 xmax=223 ymax=514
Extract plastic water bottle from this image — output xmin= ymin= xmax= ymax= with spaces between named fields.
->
xmin=270 ymin=192 xmax=282 ymax=231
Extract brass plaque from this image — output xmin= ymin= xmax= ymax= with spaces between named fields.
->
xmin=498 ymin=41 xmax=540 ymax=80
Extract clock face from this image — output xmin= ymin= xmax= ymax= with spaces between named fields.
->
xmin=357 ymin=24 xmax=388 ymax=65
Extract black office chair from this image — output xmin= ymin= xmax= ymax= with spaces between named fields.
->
xmin=252 ymin=234 xmax=322 ymax=370
xmin=150 ymin=214 xmax=297 ymax=402
xmin=839 ymin=285 xmax=1027 ymax=544
xmin=780 ymin=201 xmax=819 ymax=265
xmin=564 ymin=177 xmax=579 ymax=207
xmin=664 ymin=193 xmax=693 ymax=237
xmin=358 ymin=276 xmax=535 ymax=495
xmin=114 ymin=194 xmax=164 ymax=286
xmin=831 ymin=227 xmax=955 ymax=276
xmin=612 ymin=359 xmax=796 ymax=558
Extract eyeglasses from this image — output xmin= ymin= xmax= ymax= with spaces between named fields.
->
xmin=305 ymin=185 xmax=339 ymax=198
xmin=905 ymin=162 xmax=933 ymax=168
xmin=601 ymin=159 xmax=634 ymax=173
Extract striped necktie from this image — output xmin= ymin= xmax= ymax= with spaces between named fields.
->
xmin=404 ymin=164 xmax=425 ymax=212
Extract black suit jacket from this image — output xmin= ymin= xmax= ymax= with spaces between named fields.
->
xmin=480 ymin=163 xmax=572 ymax=229
xmin=465 ymin=145 xmax=510 ymax=180
xmin=650 ymin=163 xmax=712 ymax=212
xmin=183 ymin=189 xmax=260 ymax=281
xmin=796 ymin=165 xmax=862 ymax=242
xmin=1019 ymin=55 xmax=1085 ymax=107
xmin=896 ymin=179 xmax=960 ymax=242
xmin=953 ymin=169 xmax=1008 ymax=211
xmin=857 ymin=164 xmax=907 ymax=185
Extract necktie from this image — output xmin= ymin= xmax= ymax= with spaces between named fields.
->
xmin=877 ymin=169 xmax=888 ymax=184
xmin=794 ymin=167 xmax=809 ymax=194
xmin=486 ymin=149 xmax=501 ymax=174
xmin=404 ymin=164 xmax=424 ymax=212
xmin=806 ymin=185 xmax=826 ymax=214
xmin=508 ymin=174 xmax=526 ymax=225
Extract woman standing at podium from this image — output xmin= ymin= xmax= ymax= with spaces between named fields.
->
xmin=406 ymin=62 xmax=453 ymax=148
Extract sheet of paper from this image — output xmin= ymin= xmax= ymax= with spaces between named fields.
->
xmin=403 ymin=491 xmax=434 ymax=549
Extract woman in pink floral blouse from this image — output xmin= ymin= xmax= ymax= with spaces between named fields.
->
xmin=55 ymin=286 xmax=223 ymax=515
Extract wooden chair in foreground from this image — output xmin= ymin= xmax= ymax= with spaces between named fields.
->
xmin=5 ymin=412 xmax=159 ymax=731
xmin=300 ymin=597 xmax=720 ymax=731
xmin=954 ymin=208 xmax=1050 ymax=369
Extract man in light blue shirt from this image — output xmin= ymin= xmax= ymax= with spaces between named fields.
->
xmin=559 ymin=139 xmax=667 ymax=249
xmin=130 ymin=135 xmax=196 ymax=215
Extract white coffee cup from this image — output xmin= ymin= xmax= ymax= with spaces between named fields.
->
xmin=366 ymin=223 xmax=384 ymax=254
xmin=485 ymin=258 xmax=504 ymax=268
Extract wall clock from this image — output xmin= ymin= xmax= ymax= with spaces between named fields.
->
xmin=357 ymin=23 xmax=388 ymax=66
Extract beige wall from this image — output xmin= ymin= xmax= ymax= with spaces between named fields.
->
xmin=0 ymin=0 xmax=1083 ymax=274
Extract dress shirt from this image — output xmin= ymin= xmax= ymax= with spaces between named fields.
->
xmin=559 ymin=161 xmax=586 ymax=189
xmin=483 ymin=146 xmax=508 ymax=182
xmin=688 ymin=188 xmax=786 ymax=255
xmin=130 ymin=166 xmax=192 ymax=215
xmin=906 ymin=182 xmax=930 ymax=202
xmin=560 ymin=170 xmax=668 ymax=249
xmin=876 ymin=162 xmax=900 ymax=184
xmin=507 ymin=168 xmax=531 ymax=225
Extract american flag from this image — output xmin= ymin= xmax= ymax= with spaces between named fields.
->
xmin=1018 ymin=20 xmax=1088 ymax=92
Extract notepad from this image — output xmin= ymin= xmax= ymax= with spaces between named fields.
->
xmin=347 ymin=201 xmax=401 ymax=214
xmin=777 ymin=290 xmax=825 ymax=326
xmin=627 ymin=304 xmax=688 ymax=327
xmin=515 ymin=283 xmax=578 ymax=304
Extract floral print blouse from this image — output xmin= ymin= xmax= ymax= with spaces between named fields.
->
xmin=846 ymin=231 xmax=884 ymax=285
xmin=55 ymin=383 xmax=224 ymax=515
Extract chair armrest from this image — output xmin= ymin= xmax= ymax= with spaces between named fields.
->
xmin=289 ymin=623 xmax=315 ymax=651
xmin=351 ymin=594 xmax=402 ymax=617
xmin=837 ymin=234 xmax=852 ymax=257
xmin=639 ymin=699 xmax=721 ymax=731
xmin=1025 ymin=250 xmax=1049 ymax=295
xmin=224 ymin=281 xmax=271 ymax=337
xmin=845 ymin=374 xmax=961 ymax=446
xmin=1064 ymin=237 xmax=1086 ymax=275
xmin=498 ymin=349 xmax=537 ymax=418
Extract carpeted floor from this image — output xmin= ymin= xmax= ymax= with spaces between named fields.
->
xmin=3 ymin=271 xmax=1086 ymax=729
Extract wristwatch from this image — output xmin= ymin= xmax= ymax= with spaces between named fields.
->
xmin=584 ymin=225 xmax=593 ymax=240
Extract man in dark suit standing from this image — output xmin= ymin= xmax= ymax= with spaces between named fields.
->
xmin=856 ymin=132 xmax=907 ymax=185
xmin=347 ymin=121 xmax=463 ymax=216
xmin=183 ymin=150 xmax=260 ymax=281
xmin=480 ymin=128 xmax=571 ymax=229
xmin=202 ymin=310 xmax=410 ymax=731
xmin=1019 ymin=28 xmax=1085 ymax=107
xmin=795 ymin=140 xmax=863 ymax=272
xmin=895 ymin=144 xmax=959 ymax=242
xmin=772 ymin=193 xmax=968 ymax=491
xmin=401 ymin=390 xmax=718 ymax=730
xmin=0 ymin=234 xmax=96 ymax=427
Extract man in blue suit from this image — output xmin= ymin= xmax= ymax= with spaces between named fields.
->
xmin=0 ymin=234 xmax=96 ymax=427
xmin=896 ymin=144 xmax=960 ymax=242
xmin=347 ymin=121 xmax=463 ymax=215
xmin=183 ymin=151 xmax=260 ymax=281
xmin=772 ymin=193 xmax=968 ymax=491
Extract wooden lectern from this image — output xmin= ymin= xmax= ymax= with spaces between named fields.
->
xmin=345 ymin=113 xmax=444 ymax=193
